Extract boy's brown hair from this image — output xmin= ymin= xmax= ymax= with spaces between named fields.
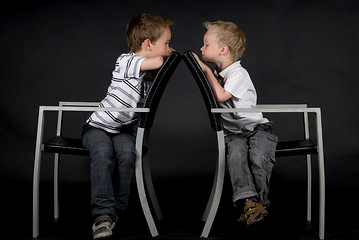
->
xmin=204 ymin=21 xmax=246 ymax=61
xmin=126 ymin=13 xmax=173 ymax=53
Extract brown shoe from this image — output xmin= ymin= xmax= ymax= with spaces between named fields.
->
xmin=237 ymin=201 xmax=268 ymax=226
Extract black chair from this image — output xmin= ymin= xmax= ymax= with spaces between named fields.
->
xmin=135 ymin=51 xmax=182 ymax=236
xmin=32 ymin=51 xmax=182 ymax=238
xmin=183 ymin=51 xmax=325 ymax=239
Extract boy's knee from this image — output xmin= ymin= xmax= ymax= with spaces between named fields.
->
xmin=250 ymin=152 xmax=275 ymax=173
xmin=117 ymin=149 xmax=136 ymax=163
xmin=227 ymin=137 xmax=248 ymax=156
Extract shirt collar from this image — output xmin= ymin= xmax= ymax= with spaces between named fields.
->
xmin=216 ymin=61 xmax=241 ymax=79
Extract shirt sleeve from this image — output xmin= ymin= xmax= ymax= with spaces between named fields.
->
xmin=222 ymin=67 xmax=250 ymax=100
xmin=112 ymin=54 xmax=146 ymax=80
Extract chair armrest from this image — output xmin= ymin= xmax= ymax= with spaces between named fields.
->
xmin=211 ymin=105 xmax=320 ymax=113
xmin=256 ymin=104 xmax=307 ymax=108
xmin=58 ymin=101 xmax=100 ymax=107
xmin=39 ymin=105 xmax=150 ymax=113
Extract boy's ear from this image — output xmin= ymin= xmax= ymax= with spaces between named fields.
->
xmin=220 ymin=44 xmax=230 ymax=55
xmin=143 ymin=39 xmax=152 ymax=50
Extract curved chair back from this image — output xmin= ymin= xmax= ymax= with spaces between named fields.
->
xmin=183 ymin=51 xmax=223 ymax=131
xmin=139 ymin=51 xmax=182 ymax=129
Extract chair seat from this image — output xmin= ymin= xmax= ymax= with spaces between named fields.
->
xmin=276 ymin=139 xmax=317 ymax=157
xmin=43 ymin=136 xmax=89 ymax=156
xmin=43 ymin=136 xmax=317 ymax=158
xmin=42 ymin=136 xmax=149 ymax=156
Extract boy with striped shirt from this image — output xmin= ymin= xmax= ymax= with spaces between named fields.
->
xmin=82 ymin=13 xmax=173 ymax=239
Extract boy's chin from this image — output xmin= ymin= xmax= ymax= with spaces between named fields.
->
xmin=202 ymin=56 xmax=211 ymax=63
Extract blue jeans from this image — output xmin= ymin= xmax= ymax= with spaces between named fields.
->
xmin=81 ymin=124 xmax=136 ymax=216
xmin=225 ymin=122 xmax=278 ymax=207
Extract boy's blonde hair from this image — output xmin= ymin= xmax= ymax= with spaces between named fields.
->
xmin=204 ymin=21 xmax=246 ymax=61
xmin=126 ymin=13 xmax=173 ymax=53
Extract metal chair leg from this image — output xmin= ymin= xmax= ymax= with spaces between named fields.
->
xmin=135 ymin=127 xmax=159 ymax=237
xmin=201 ymin=130 xmax=226 ymax=238
xmin=315 ymin=110 xmax=325 ymax=240
xmin=33 ymin=107 xmax=45 ymax=238
xmin=54 ymin=153 xmax=60 ymax=220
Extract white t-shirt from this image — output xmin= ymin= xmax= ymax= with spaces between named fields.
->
xmin=87 ymin=53 xmax=152 ymax=133
xmin=215 ymin=61 xmax=268 ymax=134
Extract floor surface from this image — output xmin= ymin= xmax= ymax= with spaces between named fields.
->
xmin=3 ymin=176 xmax=358 ymax=240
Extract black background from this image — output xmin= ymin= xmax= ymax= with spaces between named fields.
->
xmin=1 ymin=0 xmax=359 ymax=239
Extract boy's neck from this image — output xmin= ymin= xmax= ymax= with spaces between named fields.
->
xmin=134 ymin=50 xmax=146 ymax=58
xmin=216 ymin=58 xmax=234 ymax=72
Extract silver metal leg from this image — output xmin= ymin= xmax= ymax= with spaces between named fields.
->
xmin=201 ymin=130 xmax=226 ymax=238
xmin=33 ymin=107 xmax=45 ymax=238
xmin=303 ymin=111 xmax=312 ymax=222
xmin=54 ymin=153 xmax=60 ymax=220
xmin=306 ymin=154 xmax=312 ymax=222
xmin=315 ymin=110 xmax=325 ymax=240
xmin=54 ymin=103 xmax=64 ymax=220
xmin=135 ymin=127 xmax=159 ymax=237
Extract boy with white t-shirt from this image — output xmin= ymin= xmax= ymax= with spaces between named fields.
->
xmin=82 ymin=13 xmax=173 ymax=239
xmin=193 ymin=20 xmax=278 ymax=226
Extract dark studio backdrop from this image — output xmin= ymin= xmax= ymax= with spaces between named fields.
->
xmin=1 ymin=0 xmax=359 ymax=239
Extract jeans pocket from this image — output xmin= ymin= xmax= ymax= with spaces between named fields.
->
xmin=250 ymin=130 xmax=278 ymax=170
xmin=265 ymin=133 xmax=278 ymax=171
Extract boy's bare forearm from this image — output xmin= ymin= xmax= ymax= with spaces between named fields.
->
xmin=203 ymin=69 xmax=231 ymax=103
xmin=192 ymin=53 xmax=231 ymax=103
xmin=141 ymin=56 xmax=164 ymax=71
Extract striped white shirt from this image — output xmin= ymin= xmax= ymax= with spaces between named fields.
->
xmin=87 ymin=53 xmax=152 ymax=133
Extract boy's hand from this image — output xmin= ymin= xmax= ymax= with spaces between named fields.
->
xmin=192 ymin=52 xmax=232 ymax=103
xmin=192 ymin=52 xmax=210 ymax=73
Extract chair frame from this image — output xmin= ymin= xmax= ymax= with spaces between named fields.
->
xmin=201 ymin=104 xmax=325 ymax=240
xmin=32 ymin=102 xmax=163 ymax=238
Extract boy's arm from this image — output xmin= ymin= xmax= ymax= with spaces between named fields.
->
xmin=140 ymin=48 xmax=175 ymax=71
xmin=192 ymin=53 xmax=232 ymax=103
xmin=140 ymin=56 xmax=165 ymax=71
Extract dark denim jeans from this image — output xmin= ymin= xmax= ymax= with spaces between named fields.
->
xmin=82 ymin=124 xmax=136 ymax=216
xmin=225 ymin=122 xmax=278 ymax=207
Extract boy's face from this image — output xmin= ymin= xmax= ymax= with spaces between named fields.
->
xmin=200 ymin=30 xmax=221 ymax=63
xmin=150 ymin=27 xmax=172 ymax=57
